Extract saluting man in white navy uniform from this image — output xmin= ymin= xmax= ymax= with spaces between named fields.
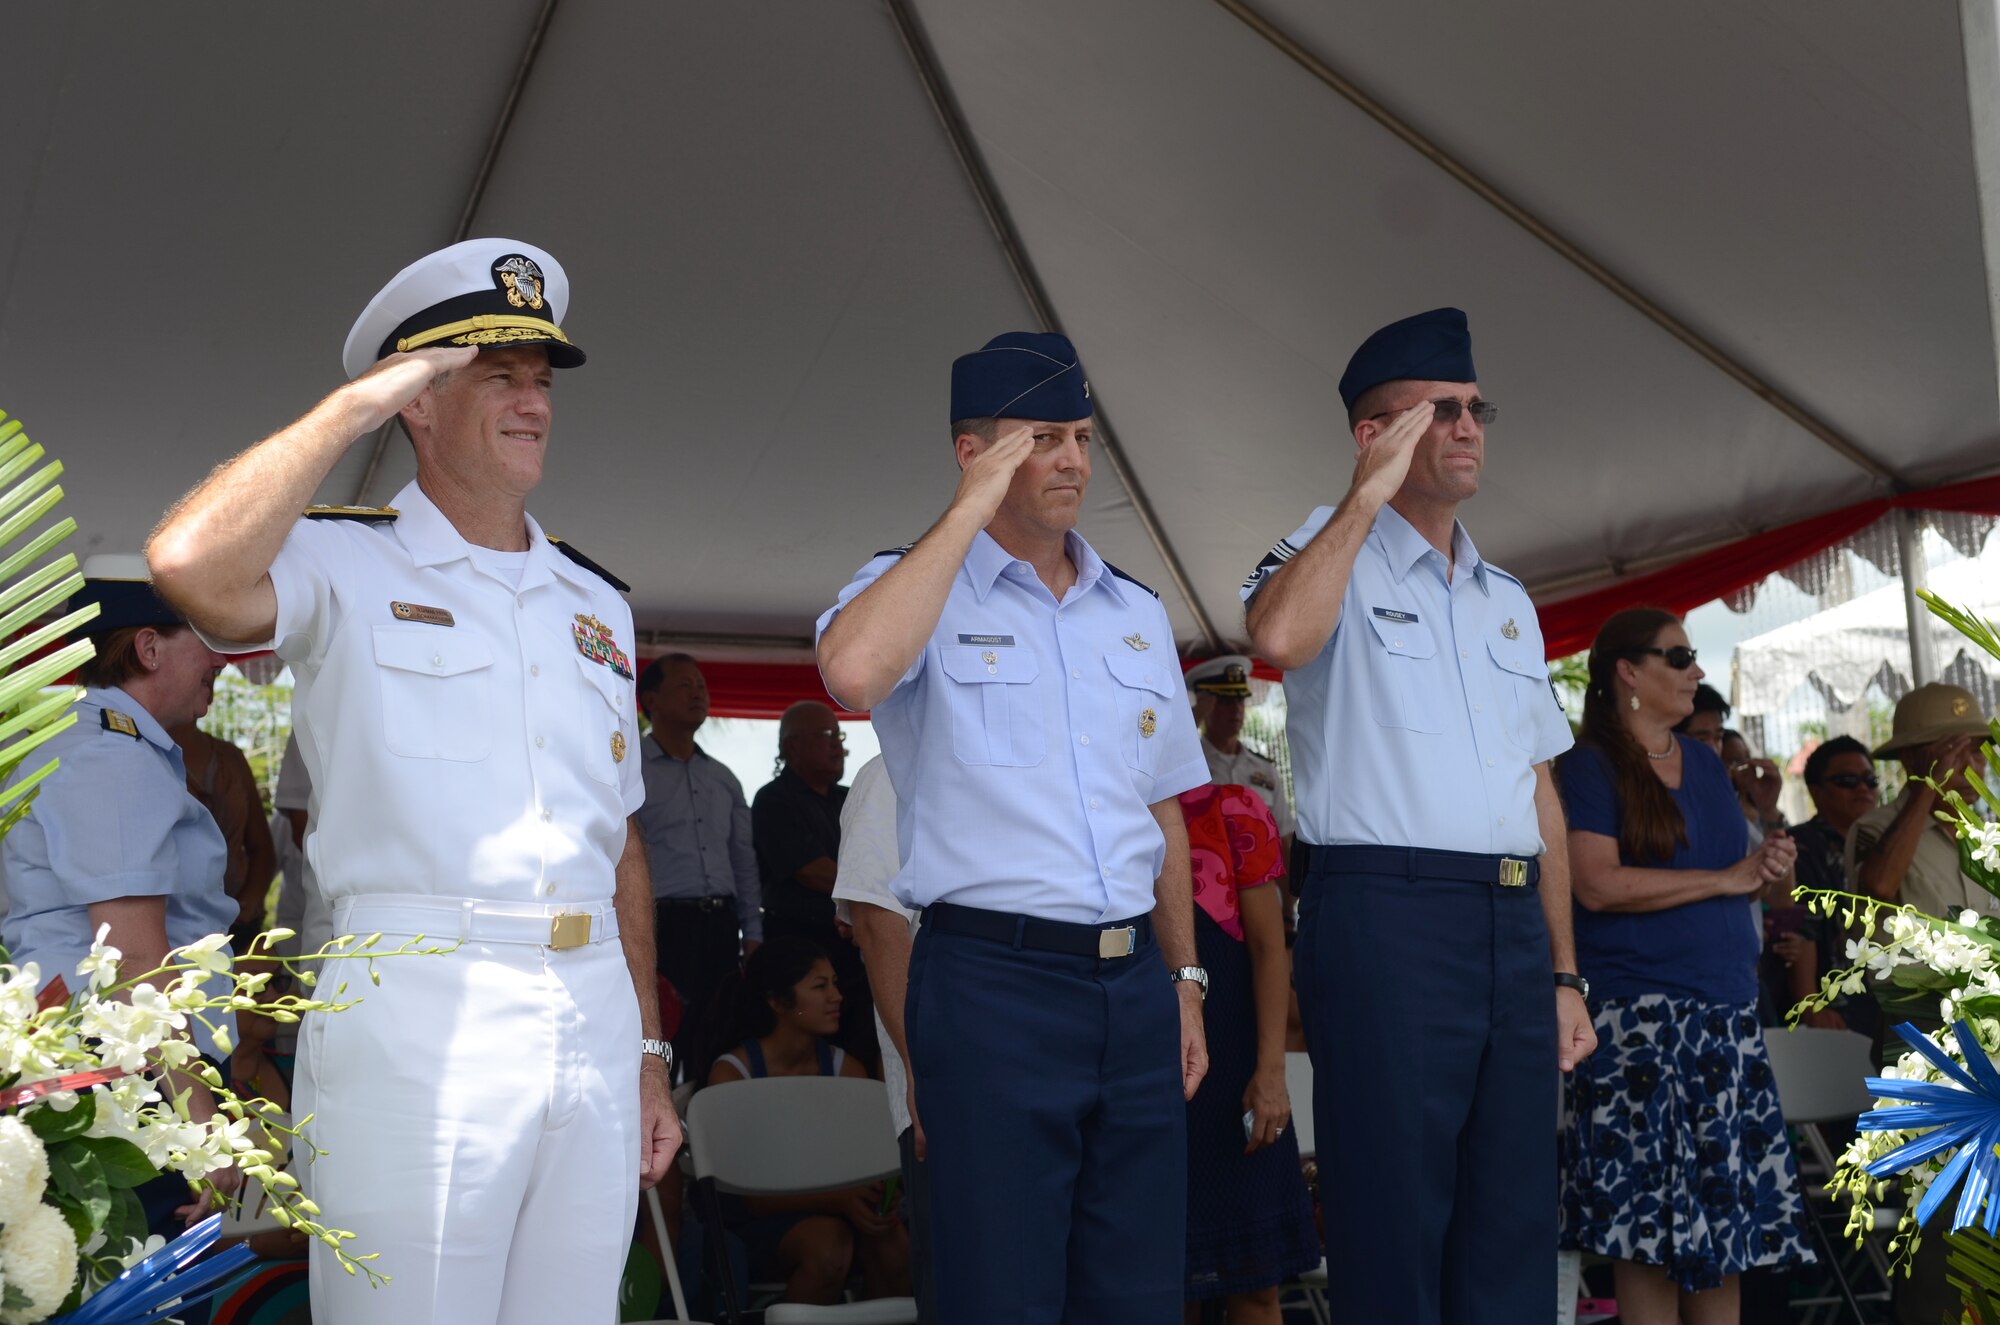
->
xmin=818 ymin=332 xmax=1212 ymax=1324
xmin=1242 ymin=309 xmax=1596 ymax=1325
xmin=148 ymin=239 xmax=679 ymax=1325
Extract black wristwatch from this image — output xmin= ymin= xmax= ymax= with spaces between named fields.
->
xmin=1554 ymin=972 xmax=1590 ymax=1001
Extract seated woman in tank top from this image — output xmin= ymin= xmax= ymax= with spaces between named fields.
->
xmin=704 ymin=935 xmax=912 ymax=1305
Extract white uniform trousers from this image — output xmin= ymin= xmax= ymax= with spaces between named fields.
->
xmin=298 ymin=897 xmax=639 ymax=1325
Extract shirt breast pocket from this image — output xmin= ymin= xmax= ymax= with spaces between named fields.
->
xmin=574 ymin=652 xmax=633 ymax=786
xmin=372 ymin=626 xmax=495 ymax=762
xmin=939 ymin=646 xmax=1044 ymax=767
xmin=1104 ymin=653 xmax=1177 ymax=774
xmin=1363 ymin=613 xmax=1443 ymax=733
xmin=1486 ymin=638 xmax=1549 ymax=751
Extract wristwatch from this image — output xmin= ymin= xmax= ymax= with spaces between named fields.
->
xmin=1170 ymin=966 xmax=1210 ymax=1001
xmin=641 ymin=1037 xmax=674 ymax=1075
xmin=1554 ymin=972 xmax=1590 ymax=1001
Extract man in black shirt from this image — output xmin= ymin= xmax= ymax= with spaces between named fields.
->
xmin=753 ymin=700 xmax=874 ymax=1064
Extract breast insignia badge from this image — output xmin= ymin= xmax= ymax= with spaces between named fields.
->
xmin=981 ymin=650 xmax=998 ymax=665
xmin=611 ymin=731 xmax=627 ymax=764
xmin=1500 ymin=619 xmax=1520 ymax=640
xmin=1124 ymin=633 xmax=1150 ymax=651
xmin=572 ymin=613 xmax=634 ymax=679
xmin=1139 ymin=707 xmax=1158 ymax=738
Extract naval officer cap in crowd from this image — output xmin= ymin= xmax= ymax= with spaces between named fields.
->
xmin=950 ymin=331 xmax=1093 ymax=426
xmin=1185 ymin=655 xmax=1256 ymax=700
xmin=342 ymin=238 xmax=586 ymax=380
xmin=68 ymin=553 xmax=186 ymax=639
xmin=1337 ymin=307 xmax=1476 ymax=416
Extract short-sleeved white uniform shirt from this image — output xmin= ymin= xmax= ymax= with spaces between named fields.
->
xmin=198 ymin=480 xmax=643 ymax=907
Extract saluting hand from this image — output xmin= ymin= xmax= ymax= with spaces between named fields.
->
xmin=1348 ymin=401 xmax=1435 ymax=508
xmin=342 ymin=345 xmax=480 ymax=434
xmin=947 ymin=424 xmax=1037 ymax=529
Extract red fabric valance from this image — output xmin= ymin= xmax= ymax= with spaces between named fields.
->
xmin=1534 ymin=472 xmax=2000 ymax=658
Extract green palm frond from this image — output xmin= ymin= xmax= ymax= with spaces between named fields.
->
xmin=1946 ymin=1225 xmax=2000 ymax=1321
xmin=0 ymin=407 xmax=96 ymax=839
xmin=1919 ymin=586 xmax=2000 ymax=666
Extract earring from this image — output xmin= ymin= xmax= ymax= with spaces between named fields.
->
xmin=1629 ymin=694 xmax=1640 ymax=712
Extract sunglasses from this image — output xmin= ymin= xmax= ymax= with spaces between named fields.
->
xmin=1630 ymin=645 xmax=1698 ymax=670
xmin=1367 ymin=398 xmax=1499 ymax=426
xmin=1819 ymin=773 xmax=1880 ymax=791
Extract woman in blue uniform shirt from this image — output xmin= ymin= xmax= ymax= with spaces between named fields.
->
xmin=0 ymin=556 xmax=239 ymax=1225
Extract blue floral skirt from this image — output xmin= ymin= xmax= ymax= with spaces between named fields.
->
xmin=1558 ymin=995 xmax=1814 ymax=1290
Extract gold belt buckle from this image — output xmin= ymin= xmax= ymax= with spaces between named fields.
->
xmin=549 ymin=912 xmax=592 ymax=949
xmin=1497 ymin=859 xmax=1529 ymax=888
xmin=1098 ymin=926 xmax=1137 ymax=959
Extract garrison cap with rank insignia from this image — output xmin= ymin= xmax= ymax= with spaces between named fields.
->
xmin=950 ymin=332 xmax=1093 ymax=425
xmin=1185 ymin=654 xmax=1255 ymax=700
xmin=68 ymin=554 xmax=184 ymax=642
xmin=342 ymin=238 xmax=586 ymax=380
xmin=1338 ymin=307 xmax=1476 ymax=413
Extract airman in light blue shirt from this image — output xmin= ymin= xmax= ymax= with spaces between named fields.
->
xmin=1242 ymin=308 xmax=1592 ymax=1325
xmin=1241 ymin=500 xmax=1571 ymax=854
xmin=820 ymin=525 xmax=1207 ymax=925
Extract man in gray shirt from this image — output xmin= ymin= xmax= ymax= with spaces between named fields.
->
xmin=636 ymin=653 xmax=761 ymax=1069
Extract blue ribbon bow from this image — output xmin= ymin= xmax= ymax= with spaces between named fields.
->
xmin=1862 ymin=1019 xmax=2000 ymax=1234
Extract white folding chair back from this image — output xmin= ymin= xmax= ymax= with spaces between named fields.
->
xmin=1285 ymin=1051 xmax=1316 ymax=1159
xmin=685 ymin=1078 xmax=917 ymax=1324
xmin=1764 ymin=1027 xmax=1875 ymax=1124
xmin=687 ymin=1077 xmax=902 ymax=1195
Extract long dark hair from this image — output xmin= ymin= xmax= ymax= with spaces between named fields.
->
xmin=696 ymin=934 xmax=830 ymax=1084
xmin=1574 ymin=607 xmax=1688 ymax=864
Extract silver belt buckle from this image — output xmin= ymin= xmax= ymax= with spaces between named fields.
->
xmin=1098 ymin=926 xmax=1137 ymax=959
xmin=1497 ymin=859 xmax=1529 ymax=888
xmin=549 ymin=912 xmax=592 ymax=949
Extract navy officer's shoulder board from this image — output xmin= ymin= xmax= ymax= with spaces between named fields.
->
xmin=101 ymin=707 xmax=142 ymax=739
xmin=304 ymin=504 xmax=399 ymax=523
xmin=547 ymin=538 xmax=631 ymax=593
xmin=873 ymin=543 xmax=915 ymax=560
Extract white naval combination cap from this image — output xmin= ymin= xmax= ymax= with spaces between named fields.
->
xmin=341 ymin=237 xmax=584 ymax=380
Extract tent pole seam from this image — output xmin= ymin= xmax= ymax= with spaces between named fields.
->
xmin=1214 ymin=0 xmax=1911 ymax=492
xmin=353 ymin=0 xmax=561 ymax=507
xmin=886 ymin=0 xmax=1227 ymax=653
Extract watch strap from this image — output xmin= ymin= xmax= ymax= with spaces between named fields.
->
xmin=1553 ymin=972 xmax=1589 ymax=999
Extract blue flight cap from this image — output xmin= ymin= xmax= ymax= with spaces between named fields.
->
xmin=69 ymin=554 xmax=184 ymax=641
xmin=1337 ymin=308 xmax=1476 ymax=413
xmin=950 ymin=332 xmax=1093 ymax=426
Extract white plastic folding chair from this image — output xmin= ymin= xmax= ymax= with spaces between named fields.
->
xmin=1765 ymin=1026 xmax=1896 ymax=1323
xmin=1276 ymin=1051 xmax=1329 ymax=1325
xmin=685 ymin=1077 xmax=917 ymax=1325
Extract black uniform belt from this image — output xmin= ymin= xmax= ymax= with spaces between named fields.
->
xmin=1306 ymin=844 xmax=1540 ymax=888
xmin=656 ymin=895 xmax=733 ymax=913
xmin=923 ymin=901 xmax=1154 ymax=959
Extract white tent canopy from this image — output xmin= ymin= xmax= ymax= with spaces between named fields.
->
xmin=6 ymin=2 xmax=1999 ymax=659
xmin=1733 ymin=548 xmax=2000 ymax=717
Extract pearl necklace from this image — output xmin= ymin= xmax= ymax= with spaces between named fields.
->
xmin=1645 ymin=734 xmax=1677 ymax=761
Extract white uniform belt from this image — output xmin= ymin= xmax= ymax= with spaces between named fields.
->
xmin=333 ymin=894 xmax=620 ymax=950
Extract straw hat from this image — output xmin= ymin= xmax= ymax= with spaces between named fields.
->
xmin=1873 ymin=682 xmax=1991 ymax=758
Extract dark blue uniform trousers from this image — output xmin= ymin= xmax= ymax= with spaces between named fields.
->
xmin=907 ymin=913 xmax=1186 ymax=1324
xmin=1295 ymin=849 xmax=1556 ymax=1325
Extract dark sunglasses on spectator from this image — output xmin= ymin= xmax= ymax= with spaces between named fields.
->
xmin=1820 ymin=772 xmax=1880 ymax=790
xmin=1368 ymin=398 xmax=1499 ymax=426
xmin=1630 ymin=646 xmax=1698 ymax=669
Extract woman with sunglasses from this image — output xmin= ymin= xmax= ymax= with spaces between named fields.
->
xmin=1554 ymin=608 xmax=1811 ymax=1324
